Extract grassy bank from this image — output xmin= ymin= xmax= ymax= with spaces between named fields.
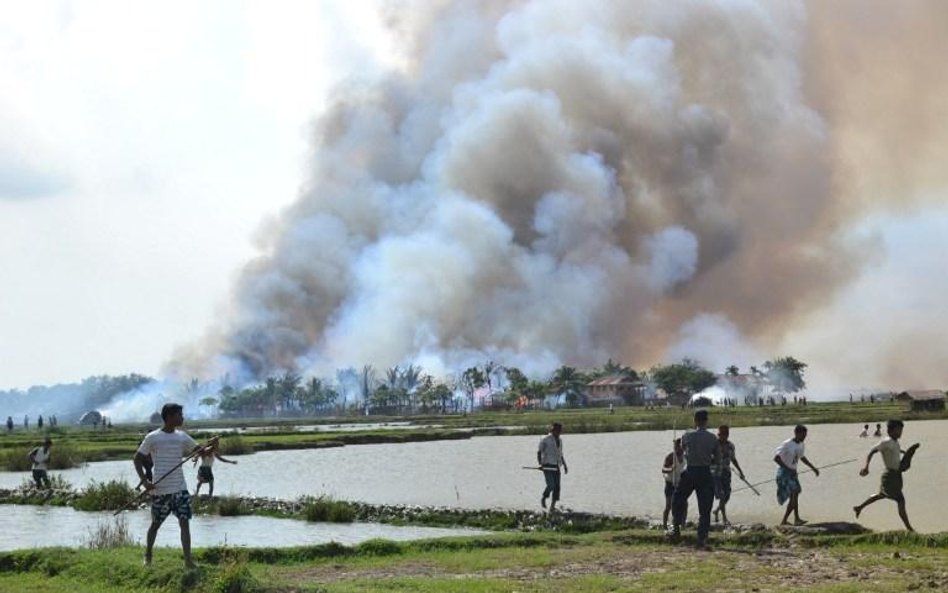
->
xmin=2 ymin=529 xmax=947 ymax=592
xmin=0 ymin=401 xmax=940 ymax=469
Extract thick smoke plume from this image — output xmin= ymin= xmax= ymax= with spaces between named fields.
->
xmin=169 ymin=0 xmax=948 ymax=389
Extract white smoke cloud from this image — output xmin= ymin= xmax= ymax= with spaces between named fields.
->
xmin=162 ymin=0 xmax=948 ymax=396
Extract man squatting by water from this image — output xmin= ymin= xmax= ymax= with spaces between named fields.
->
xmin=670 ymin=409 xmax=720 ymax=549
xmin=773 ymin=424 xmax=819 ymax=526
xmin=661 ymin=437 xmax=685 ymax=530
xmin=853 ymin=419 xmax=920 ymax=531
xmin=134 ymin=403 xmax=202 ymax=568
xmin=712 ymin=425 xmax=746 ymax=527
xmin=538 ymin=422 xmax=568 ymax=512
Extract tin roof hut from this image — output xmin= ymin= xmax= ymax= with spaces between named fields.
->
xmin=895 ymin=390 xmax=946 ymax=412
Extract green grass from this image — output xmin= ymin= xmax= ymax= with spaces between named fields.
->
xmin=73 ymin=479 xmax=137 ymax=511
xmin=2 ymin=529 xmax=948 ymax=593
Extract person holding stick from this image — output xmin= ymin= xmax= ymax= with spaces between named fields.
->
xmin=853 ymin=419 xmax=920 ymax=531
xmin=193 ymin=441 xmax=237 ymax=498
xmin=537 ymin=422 xmax=568 ymax=512
xmin=134 ymin=403 xmax=202 ymax=569
xmin=661 ymin=438 xmax=685 ymax=530
xmin=773 ymin=424 xmax=819 ymax=526
xmin=712 ymin=425 xmax=745 ymax=526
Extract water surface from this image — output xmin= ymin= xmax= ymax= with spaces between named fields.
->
xmin=3 ymin=419 xmax=945 ymax=533
xmin=0 ymin=505 xmax=486 ymax=551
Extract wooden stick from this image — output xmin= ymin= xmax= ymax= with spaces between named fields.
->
xmin=113 ymin=435 xmax=221 ymax=516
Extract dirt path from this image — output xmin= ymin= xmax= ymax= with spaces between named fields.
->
xmin=278 ymin=545 xmax=948 ymax=591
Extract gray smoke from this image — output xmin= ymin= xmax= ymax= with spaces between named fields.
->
xmin=168 ymin=0 xmax=948 ymax=389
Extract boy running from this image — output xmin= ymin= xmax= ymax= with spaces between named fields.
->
xmin=853 ymin=419 xmax=920 ymax=531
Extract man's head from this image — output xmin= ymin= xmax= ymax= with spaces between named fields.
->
xmin=160 ymin=403 xmax=184 ymax=427
xmin=673 ymin=437 xmax=683 ymax=454
xmin=550 ymin=422 xmax=563 ymax=437
xmin=717 ymin=425 xmax=730 ymax=441
xmin=43 ymin=437 xmax=52 ymax=448
xmin=694 ymin=409 xmax=709 ymax=427
xmin=793 ymin=424 xmax=808 ymax=442
xmin=886 ymin=419 xmax=904 ymax=438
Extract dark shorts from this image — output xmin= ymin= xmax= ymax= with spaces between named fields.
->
xmin=664 ymin=481 xmax=675 ymax=499
xmin=880 ymin=469 xmax=904 ymax=502
xmin=197 ymin=466 xmax=214 ymax=482
xmin=151 ymin=490 xmax=193 ymax=523
xmin=714 ymin=470 xmax=732 ymax=503
xmin=32 ymin=469 xmax=50 ymax=486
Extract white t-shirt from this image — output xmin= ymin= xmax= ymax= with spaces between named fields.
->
xmin=774 ymin=438 xmax=805 ymax=471
xmin=30 ymin=446 xmax=51 ymax=471
xmin=538 ymin=434 xmax=564 ymax=468
xmin=137 ymin=429 xmax=197 ymax=495
xmin=872 ymin=437 xmax=901 ymax=471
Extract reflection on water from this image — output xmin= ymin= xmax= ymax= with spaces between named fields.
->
xmin=0 ymin=505 xmax=487 ymax=551
xmin=2 ymin=419 xmax=946 ymax=533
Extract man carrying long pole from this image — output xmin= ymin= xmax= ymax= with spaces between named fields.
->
xmin=134 ymin=403 xmax=204 ymax=569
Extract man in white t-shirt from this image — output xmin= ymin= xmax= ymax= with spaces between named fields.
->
xmin=853 ymin=419 xmax=920 ymax=531
xmin=134 ymin=403 xmax=202 ymax=568
xmin=537 ymin=422 xmax=568 ymax=511
xmin=773 ymin=424 xmax=819 ymax=526
xmin=28 ymin=437 xmax=53 ymax=489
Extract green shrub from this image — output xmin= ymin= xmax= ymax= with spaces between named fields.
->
xmin=212 ymin=561 xmax=259 ymax=593
xmin=217 ymin=497 xmax=248 ymax=517
xmin=217 ymin=435 xmax=252 ymax=455
xmin=84 ymin=516 xmax=135 ymax=549
xmin=356 ymin=539 xmax=403 ymax=556
xmin=74 ymin=479 xmax=136 ymax=511
xmin=48 ymin=441 xmax=81 ymax=469
xmin=0 ymin=447 xmax=32 ymax=471
xmin=302 ymin=496 xmax=355 ymax=523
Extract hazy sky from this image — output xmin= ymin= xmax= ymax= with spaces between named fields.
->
xmin=2 ymin=1 xmax=947 ymax=394
xmin=0 ymin=1 xmax=396 ymax=389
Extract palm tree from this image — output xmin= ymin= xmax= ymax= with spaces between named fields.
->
xmin=460 ymin=367 xmax=486 ymax=412
xmin=550 ymin=365 xmax=587 ymax=407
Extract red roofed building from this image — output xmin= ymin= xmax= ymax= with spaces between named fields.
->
xmin=584 ymin=375 xmax=646 ymax=406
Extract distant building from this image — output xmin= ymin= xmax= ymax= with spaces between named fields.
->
xmin=584 ymin=375 xmax=646 ymax=406
xmin=718 ymin=373 xmax=767 ymax=403
xmin=895 ymin=390 xmax=946 ymax=412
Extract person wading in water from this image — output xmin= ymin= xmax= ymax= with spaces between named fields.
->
xmin=537 ymin=422 xmax=568 ymax=512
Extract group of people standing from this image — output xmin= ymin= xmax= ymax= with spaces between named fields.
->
xmin=537 ymin=410 xmax=921 ymax=549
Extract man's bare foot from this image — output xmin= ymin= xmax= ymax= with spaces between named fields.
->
xmin=142 ymin=556 xmax=152 ymax=568
xmin=854 ymin=506 xmax=862 ymax=519
xmin=793 ymin=519 xmax=808 ymax=526
xmin=184 ymin=560 xmax=197 ymax=570
xmin=780 ymin=520 xmax=790 ymax=526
